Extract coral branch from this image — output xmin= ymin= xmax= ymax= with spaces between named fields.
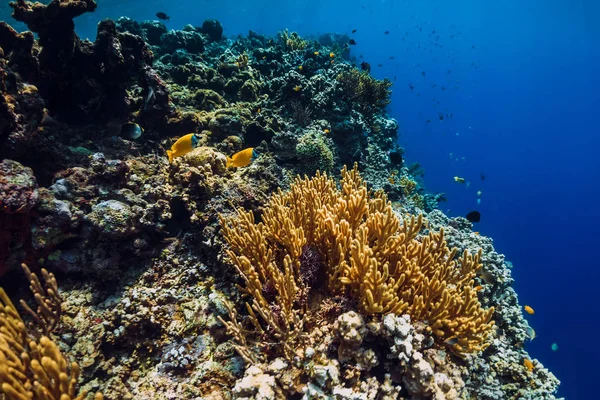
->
xmin=219 ymin=164 xmax=495 ymax=361
xmin=19 ymin=263 xmax=63 ymax=335
xmin=0 ymin=264 xmax=103 ymax=399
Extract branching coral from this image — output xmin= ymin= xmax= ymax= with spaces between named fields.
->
xmin=0 ymin=264 xmax=103 ymax=400
xmin=19 ymin=263 xmax=63 ymax=335
xmin=219 ymin=164 xmax=495 ymax=362
xmin=336 ymin=69 xmax=392 ymax=112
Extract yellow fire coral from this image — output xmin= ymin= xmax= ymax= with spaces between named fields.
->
xmin=219 ymin=164 xmax=495 ymax=361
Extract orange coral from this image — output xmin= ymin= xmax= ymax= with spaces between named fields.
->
xmin=219 ymin=164 xmax=495 ymax=360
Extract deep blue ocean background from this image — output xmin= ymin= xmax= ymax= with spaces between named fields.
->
xmin=4 ymin=0 xmax=599 ymax=398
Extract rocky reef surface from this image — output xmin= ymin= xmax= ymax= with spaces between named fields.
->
xmin=0 ymin=1 xmax=560 ymax=399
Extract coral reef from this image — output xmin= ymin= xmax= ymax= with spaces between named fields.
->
xmin=4 ymin=0 xmax=167 ymax=126
xmin=0 ymin=4 xmax=561 ymax=398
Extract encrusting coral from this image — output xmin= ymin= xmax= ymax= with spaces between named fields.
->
xmin=0 ymin=264 xmax=102 ymax=400
xmin=219 ymin=164 xmax=495 ymax=362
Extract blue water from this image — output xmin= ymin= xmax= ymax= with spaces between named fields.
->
xmin=5 ymin=0 xmax=599 ymax=397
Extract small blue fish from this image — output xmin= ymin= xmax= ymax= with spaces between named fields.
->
xmin=121 ymin=123 xmax=143 ymax=140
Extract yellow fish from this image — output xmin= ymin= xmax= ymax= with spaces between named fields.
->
xmin=523 ymin=358 xmax=534 ymax=372
xmin=314 ymin=51 xmax=319 ymax=55
xmin=227 ymin=148 xmax=258 ymax=168
xmin=167 ymin=133 xmax=200 ymax=163
xmin=454 ymin=176 xmax=466 ymax=184
xmin=329 ymin=52 xmax=335 ymax=58
xmin=293 ymin=85 xmax=302 ymax=92
xmin=298 ymin=65 xmax=303 ymax=70
xmin=524 ymin=305 xmax=535 ymax=315
xmin=474 ymin=285 xmax=483 ymax=291
xmin=323 ymin=129 xmax=330 ymax=134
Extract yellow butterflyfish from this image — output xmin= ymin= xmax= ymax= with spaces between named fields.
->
xmin=227 ymin=148 xmax=258 ymax=168
xmin=329 ymin=52 xmax=335 ymax=58
xmin=524 ymin=305 xmax=535 ymax=315
xmin=167 ymin=133 xmax=200 ymax=163
xmin=323 ymin=129 xmax=330 ymax=134
xmin=298 ymin=65 xmax=303 ymax=70
xmin=293 ymin=85 xmax=302 ymax=92
xmin=314 ymin=51 xmax=319 ymax=55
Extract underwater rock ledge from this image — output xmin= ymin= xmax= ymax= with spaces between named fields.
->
xmin=0 ymin=2 xmax=560 ymax=399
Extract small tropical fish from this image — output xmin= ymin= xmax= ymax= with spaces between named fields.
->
xmin=444 ymin=337 xmax=459 ymax=346
xmin=167 ymin=133 xmax=200 ymax=163
xmin=360 ymin=62 xmax=371 ymax=72
xmin=120 ymin=122 xmax=143 ymax=140
xmin=524 ymin=305 xmax=535 ymax=315
xmin=352 ymin=29 xmax=357 ymax=33
xmin=349 ymin=39 xmax=357 ymax=45
xmin=384 ymin=30 xmax=390 ymax=34
xmin=466 ymin=211 xmax=481 ymax=223
xmin=323 ymin=129 xmax=330 ymax=134
xmin=473 ymin=231 xmax=480 ymax=235
xmin=523 ymin=358 xmax=534 ymax=372
xmin=474 ymin=285 xmax=483 ymax=291
xmin=256 ymin=108 xmax=261 ymax=113
xmin=298 ymin=65 xmax=303 ymax=70
xmin=262 ymin=56 xmax=267 ymax=60
xmin=477 ymin=190 xmax=482 ymax=196
xmin=329 ymin=52 xmax=335 ymax=58
xmin=551 ymin=343 xmax=558 ymax=351
xmin=156 ymin=12 xmax=170 ymax=20
xmin=144 ymin=86 xmax=155 ymax=111
xmin=227 ymin=148 xmax=258 ymax=168
xmin=293 ymin=85 xmax=301 ymax=92
xmin=526 ymin=326 xmax=536 ymax=341
xmin=314 ymin=51 xmax=319 ymax=55
xmin=478 ymin=269 xmax=495 ymax=285
xmin=388 ymin=151 xmax=403 ymax=165
xmin=454 ymin=176 xmax=466 ymax=184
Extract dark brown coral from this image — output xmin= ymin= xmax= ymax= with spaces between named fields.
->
xmin=6 ymin=0 xmax=168 ymax=124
